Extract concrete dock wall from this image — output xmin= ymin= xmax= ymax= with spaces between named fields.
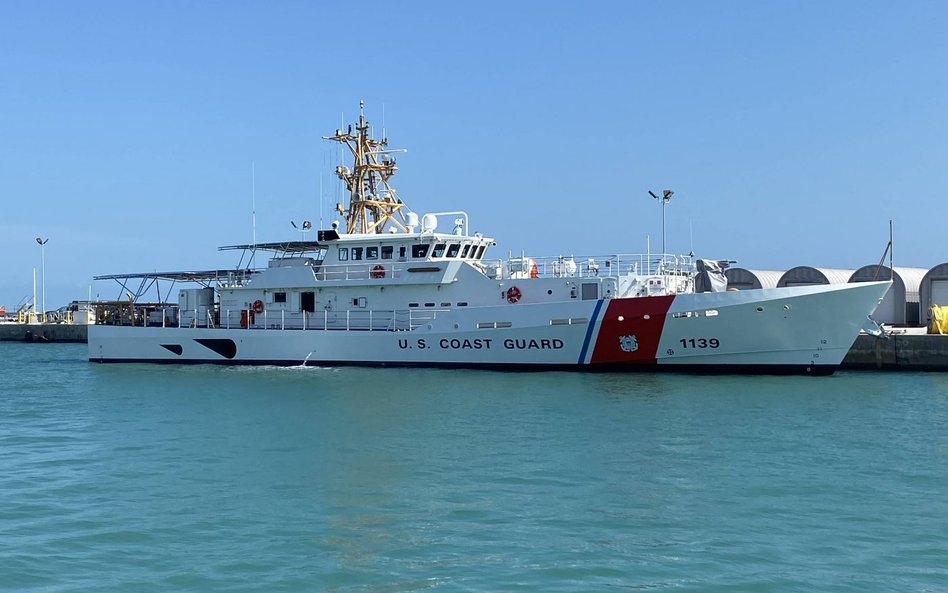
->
xmin=841 ymin=333 xmax=948 ymax=371
xmin=0 ymin=324 xmax=88 ymax=343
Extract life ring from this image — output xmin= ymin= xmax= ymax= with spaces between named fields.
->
xmin=506 ymin=286 xmax=522 ymax=304
xmin=252 ymin=300 xmax=264 ymax=314
xmin=370 ymin=264 xmax=386 ymax=279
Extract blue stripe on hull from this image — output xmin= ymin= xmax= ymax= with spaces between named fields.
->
xmin=577 ymin=299 xmax=605 ymax=364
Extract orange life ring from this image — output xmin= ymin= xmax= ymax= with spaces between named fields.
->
xmin=370 ymin=264 xmax=386 ymax=279
xmin=506 ymin=286 xmax=522 ymax=304
xmin=253 ymin=300 xmax=264 ymax=314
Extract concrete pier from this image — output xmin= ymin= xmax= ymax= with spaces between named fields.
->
xmin=841 ymin=330 xmax=948 ymax=371
xmin=0 ymin=323 xmax=88 ymax=343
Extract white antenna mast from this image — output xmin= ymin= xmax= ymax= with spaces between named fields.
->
xmin=251 ymin=161 xmax=257 ymax=267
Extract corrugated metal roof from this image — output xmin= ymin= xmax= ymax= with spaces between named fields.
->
xmin=777 ymin=267 xmax=855 ymax=286
xmin=724 ymin=268 xmax=783 ymax=290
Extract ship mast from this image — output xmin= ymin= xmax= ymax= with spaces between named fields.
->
xmin=323 ymin=101 xmax=409 ymax=234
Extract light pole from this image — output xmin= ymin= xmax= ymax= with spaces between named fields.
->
xmin=648 ymin=190 xmax=674 ymax=255
xmin=36 ymin=237 xmax=49 ymax=323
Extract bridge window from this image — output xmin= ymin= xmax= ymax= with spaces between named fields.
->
xmin=460 ymin=245 xmax=471 ymax=258
xmin=338 ymin=248 xmax=349 ymax=261
xmin=475 ymin=245 xmax=486 ymax=259
xmin=274 ymin=292 xmax=287 ymax=303
xmin=412 ymin=244 xmax=430 ymax=258
xmin=381 ymin=246 xmax=393 ymax=260
xmin=366 ymin=246 xmax=379 ymax=260
xmin=432 ymin=243 xmax=446 ymax=258
xmin=352 ymin=247 xmax=363 ymax=261
xmin=446 ymin=244 xmax=460 ymax=258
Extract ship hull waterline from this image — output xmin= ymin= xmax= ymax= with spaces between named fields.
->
xmin=88 ymin=282 xmax=890 ymax=376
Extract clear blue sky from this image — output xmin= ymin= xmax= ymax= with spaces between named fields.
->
xmin=2 ymin=1 xmax=946 ymax=309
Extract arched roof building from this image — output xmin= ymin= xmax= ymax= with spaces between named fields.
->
xmin=777 ymin=267 xmax=854 ymax=287
xmin=724 ymin=268 xmax=783 ymax=290
xmin=848 ymin=265 xmax=927 ymax=326
xmin=919 ymin=263 xmax=948 ymax=325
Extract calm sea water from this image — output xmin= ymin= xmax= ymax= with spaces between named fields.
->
xmin=1 ymin=342 xmax=947 ymax=593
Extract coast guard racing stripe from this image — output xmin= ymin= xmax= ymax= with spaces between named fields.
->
xmin=589 ymin=295 xmax=675 ymax=365
xmin=577 ymin=299 xmax=605 ymax=364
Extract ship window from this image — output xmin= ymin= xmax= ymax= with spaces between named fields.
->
xmin=477 ymin=321 xmax=512 ymax=329
xmin=366 ymin=246 xmax=379 ymax=260
xmin=432 ymin=243 xmax=446 ymax=258
xmin=352 ymin=247 xmax=363 ymax=260
xmin=408 ymin=303 xmax=419 ymax=308
xmin=274 ymin=292 xmax=287 ymax=303
xmin=475 ymin=245 xmax=486 ymax=259
xmin=381 ymin=246 xmax=393 ymax=260
xmin=457 ymin=301 xmax=468 ymax=307
xmin=412 ymin=244 xmax=430 ymax=258
xmin=398 ymin=246 xmax=406 ymax=258
xmin=581 ymin=283 xmax=598 ymax=300
xmin=338 ymin=248 xmax=349 ymax=261
xmin=440 ymin=302 xmax=450 ymax=307
xmin=424 ymin=302 xmax=436 ymax=307
xmin=460 ymin=245 xmax=471 ymax=258
xmin=446 ymin=244 xmax=460 ymax=258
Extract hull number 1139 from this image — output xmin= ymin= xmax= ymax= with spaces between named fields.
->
xmin=680 ymin=338 xmax=720 ymax=349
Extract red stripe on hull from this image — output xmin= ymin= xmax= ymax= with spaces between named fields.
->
xmin=589 ymin=295 xmax=675 ymax=364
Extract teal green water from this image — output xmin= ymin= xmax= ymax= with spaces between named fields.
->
xmin=2 ymin=343 xmax=947 ymax=592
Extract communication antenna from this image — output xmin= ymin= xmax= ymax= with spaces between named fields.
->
xmin=251 ymin=161 xmax=257 ymax=267
xmin=648 ymin=189 xmax=674 ymax=256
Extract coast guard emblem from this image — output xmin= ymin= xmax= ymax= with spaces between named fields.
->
xmin=619 ymin=335 xmax=639 ymax=352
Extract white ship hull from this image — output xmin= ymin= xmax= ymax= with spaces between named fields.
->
xmin=88 ymin=282 xmax=889 ymax=375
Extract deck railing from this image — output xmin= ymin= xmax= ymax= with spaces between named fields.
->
xmin=147 ymin=307 xmax=445 ymax=332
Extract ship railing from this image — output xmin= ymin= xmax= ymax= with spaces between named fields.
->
xmin=482 ymin=253 xmax=695 ymax=280
xmin=177 ymin=307 xmax=446 ymax=332
xmin=314 ymin=260 xmax=418 ymax=281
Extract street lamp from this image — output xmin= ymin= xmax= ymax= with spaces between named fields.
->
xmin=648 ymin=190 xmax=674 ymax=255
xmin=36 ymin=237 xmax=48 ymax=323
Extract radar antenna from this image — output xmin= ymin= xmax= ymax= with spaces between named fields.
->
xmin=323 ymin=101 xmax=409 ymax=234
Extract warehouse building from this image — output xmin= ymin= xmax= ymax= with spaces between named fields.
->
xmin=919 ymin=263 xmax=948 ymax=326
xmin=724 ymin=268 xmax=783 ymax=290
xmin=848 ymin=265 xmax=926 ymax=326
xmin=777 ymin=267 xmax=854 ymax=287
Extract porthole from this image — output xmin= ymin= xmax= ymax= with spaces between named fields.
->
xmin=757 ymin=306 xmax=764 ymax=312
